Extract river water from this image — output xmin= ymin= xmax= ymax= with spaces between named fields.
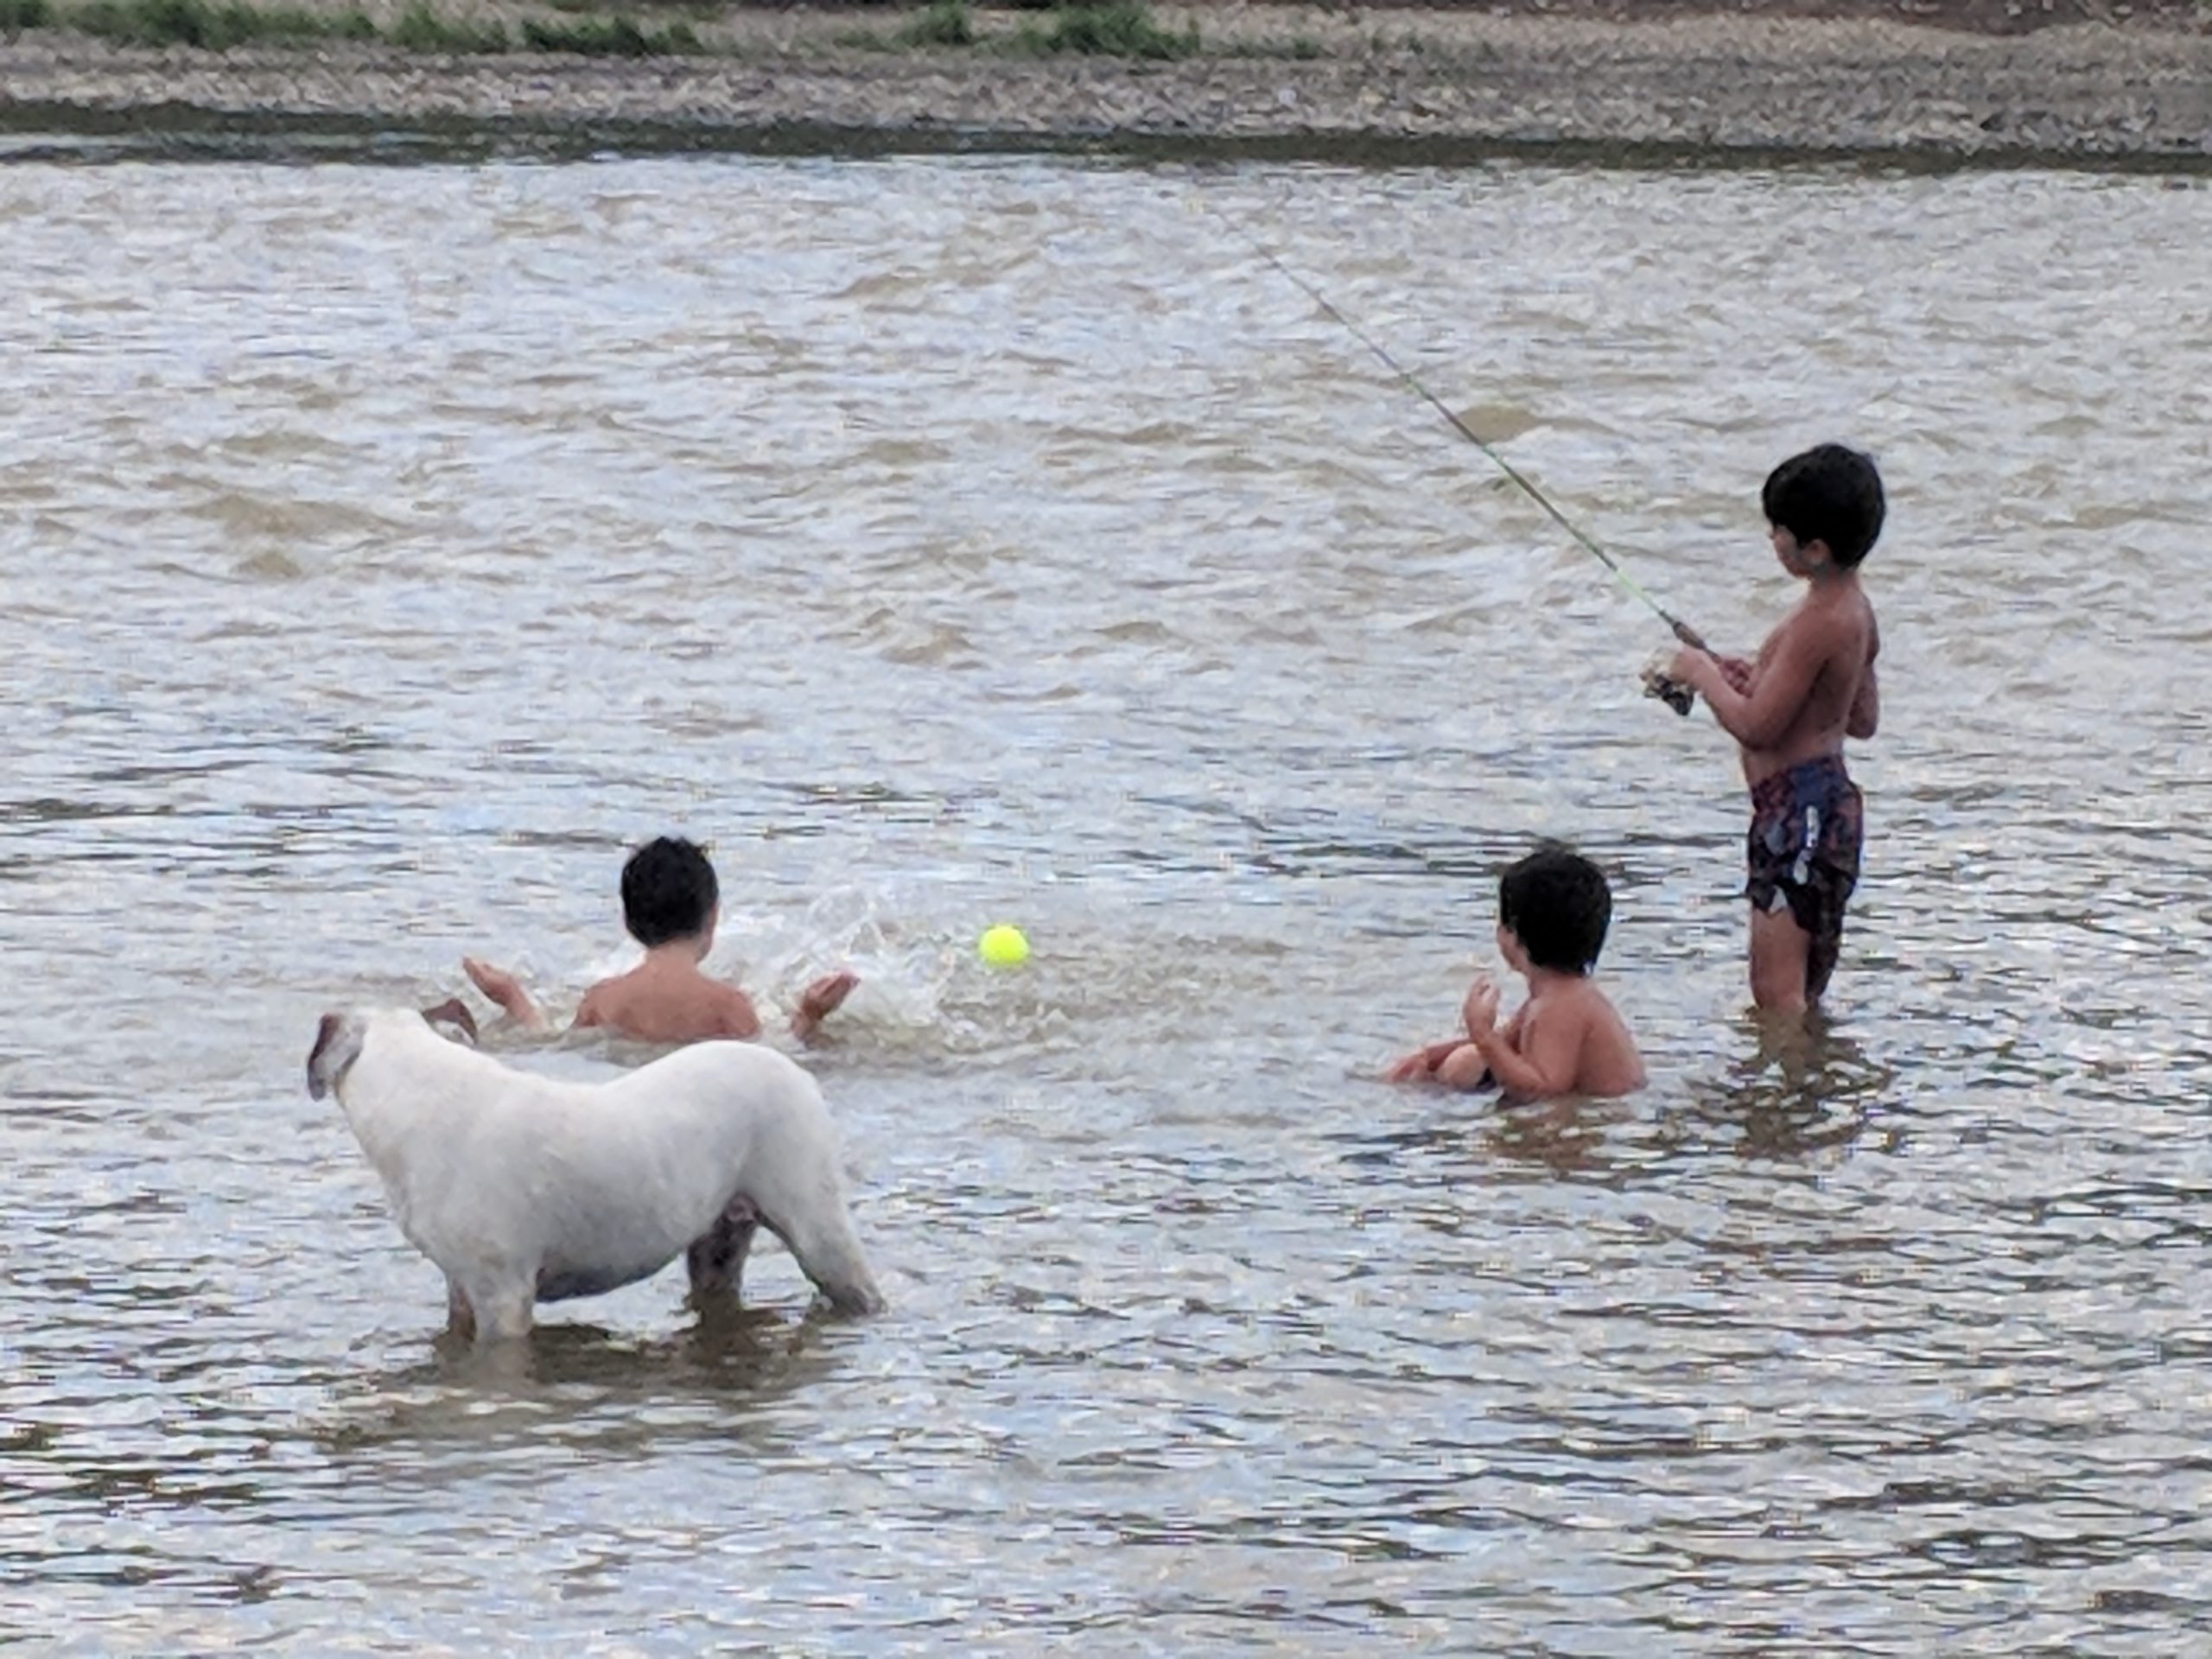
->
xmin=3 ymin=153 xmax=2209 ymax=1652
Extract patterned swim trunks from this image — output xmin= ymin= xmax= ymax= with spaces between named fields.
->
xmin=1745 ymin=754 xmax=1864 ymax=1001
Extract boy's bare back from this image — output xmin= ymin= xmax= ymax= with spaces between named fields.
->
xmin=575 ymin=956 xmax=762 ymax=1045
xmin=1511 ymin=976 xmax=1645 ymax=1098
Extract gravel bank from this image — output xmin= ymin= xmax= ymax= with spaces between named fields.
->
xmin=3 ymin=3 xmax=2210 ymax=163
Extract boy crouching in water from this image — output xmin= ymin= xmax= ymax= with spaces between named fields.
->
xmin=1389 ymin=844 xmax=1644 ymax=1099
xmin=463 ymin=836 xmax=855 ymax=1046
xmin=1666 ymin=443 xmax=1882 ymax=1014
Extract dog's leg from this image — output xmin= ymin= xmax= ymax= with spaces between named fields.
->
xmin=685 ymin=1195 xmax=760 ymax=1303
xmin=467 ymin=1278 xmax=535 ymax=1344
xmin=445 ymin=1275 xmax=478 ymax=1341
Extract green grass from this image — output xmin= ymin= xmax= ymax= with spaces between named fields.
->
xmin=69 ymin=0 xmax=372 ymax=45
xmin=520 ymin=11 xmax=698 ymax=53
xmin=1014 ymin=0 xmax=1195 ymax=59
xmin=893 ymin=0 xmax=970 ymax=47
xmin=42 ymin=0 xmax=710 ymax=51
xmin=1228 ymin=32 xmax=1320 ymax=60
xmin=389 ymin=0 xmax=509 ymax=50
xmin=543 ymin=0 xmax=716 ymax=13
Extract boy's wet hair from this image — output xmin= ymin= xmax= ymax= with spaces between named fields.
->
xmin=620 ymin=836 xmax=718 ymax=947
xmin=1762 ymin=443 xmax=1885 ymax=569
xmin=1498 ymin=844 xmax=1612 ymax=976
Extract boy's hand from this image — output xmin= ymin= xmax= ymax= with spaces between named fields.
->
xmin=1461 ymin=977 xmax=1500 ymax=1037
xmin=463 ymin=956 xmax=524 ymax=1012
xmin=1716 ymin=655 xmax=1754 ymax=694
xmin=792 ymin=969 xmax=859 ymax=1039
xmin=461 ymin=955 xmax=550 ymax=1030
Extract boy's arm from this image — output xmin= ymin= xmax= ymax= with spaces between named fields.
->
xmin=462 ymin=957 xmax=551 ymax=1031
xmin=1387 ymin=981 xmax=1530 ymax=1086
xmin=1671 ymin=621 xmax=1829 ymax=751
xmin=1468 ymin=1001 xmax=1585 ymax=1099
xmin=1386 ymin=1037 xmax=1470 ymax=1082
xmin=1846 ymin=662 xmax=1879 ymax=738
xmin=1847 ymin=621 xmax=1880 ymax=738
xmin=791 ymin=970 xmax=857 ymax=1043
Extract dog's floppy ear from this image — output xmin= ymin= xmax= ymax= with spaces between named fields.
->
xmin=420 ymin=997 xmax=480 ymax=1048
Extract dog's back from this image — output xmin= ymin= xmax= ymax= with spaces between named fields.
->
xmin=326 ymin=1012 xmax=883 ymax=1326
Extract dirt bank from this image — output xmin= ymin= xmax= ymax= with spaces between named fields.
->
xmin=3 ymin=0 xmax=2209 ymax=163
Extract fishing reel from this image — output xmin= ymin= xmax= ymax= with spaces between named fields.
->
xmin=1641 ymin=619 xmax=1706 ymax=716
xmin=1641 ymin=659 xmax=1697 ymax=716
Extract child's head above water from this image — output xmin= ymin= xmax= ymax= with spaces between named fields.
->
xmin=620 ymin=836 xmax=719 ymax=948
xmin=1763 ymin=443 xmax=1885 ymax=569
xmin=1497 ymin=844 xmax=1613 ymax=976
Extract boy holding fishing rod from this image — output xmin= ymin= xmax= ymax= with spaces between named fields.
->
xmin=1665 ymin=444 xmax=1884 ymax=1014
xmin=1238 ymin=242 xmax=1880 ymax=1015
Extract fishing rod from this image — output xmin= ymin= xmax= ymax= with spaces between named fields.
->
xmin=1248 ymin=244 xmax=1713 ymax=689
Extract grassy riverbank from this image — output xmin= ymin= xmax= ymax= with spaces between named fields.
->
xmin=3 ymin=0 xmax=2209 ymax=163
xmin=0 ymin=0 xmax=1209 ymax=58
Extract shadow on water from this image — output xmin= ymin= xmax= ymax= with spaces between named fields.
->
xmin=1330 ymin=1090 xmax=1639 ymax=1185
xmin=1671 ymin=1012 xmax=1899 ymax=1160
xmin=313 ymin=1301 xmax=863 ymax=1459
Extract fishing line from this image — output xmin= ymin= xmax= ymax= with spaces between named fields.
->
xmin=1243 ymin=239 xmax=1708 ymax=656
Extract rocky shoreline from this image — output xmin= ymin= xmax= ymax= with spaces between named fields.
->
xmin=3 ymin=2 xmax=2211 ymax=164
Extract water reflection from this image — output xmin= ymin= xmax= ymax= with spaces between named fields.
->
xmin=315 ymin=1306 xmax=858 ymax=1456
xmin=1482 ymin=1096 xmax=1633 ymax=1176
xmin=1677 ymin=1014 xmax=1897 ymax=1160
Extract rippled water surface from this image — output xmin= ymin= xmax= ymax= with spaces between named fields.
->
xmin=3 ymin=154 xmax=2210 ymax=1652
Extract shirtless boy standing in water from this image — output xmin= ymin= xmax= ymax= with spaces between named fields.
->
xmin=1668 ymin=443 xmax=1884 ymax=1014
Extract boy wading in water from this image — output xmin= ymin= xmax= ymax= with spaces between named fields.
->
xmin=464 ymin=836 xmax=855 ymax=1046
xmin=1389 ymin=845 xmax=1645 ymax=1099
xmin=1667 ymin=444 xmax=1883 ymax=1014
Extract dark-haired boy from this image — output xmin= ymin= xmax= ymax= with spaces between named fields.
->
xmin=1388 ymin=845 xmax=1645 ymax=1098
xmin=1667 ymin=443 xmax=1883 ymax=1014
xmin=462 ymin=836 xmax=855 ymax=1046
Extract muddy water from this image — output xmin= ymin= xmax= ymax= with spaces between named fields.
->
xmin=2 ymin=156 xmax=2209 ymax=1651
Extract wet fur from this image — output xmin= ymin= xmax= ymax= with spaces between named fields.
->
xmin=308 ymin=1008 xmax=882 ymax=1342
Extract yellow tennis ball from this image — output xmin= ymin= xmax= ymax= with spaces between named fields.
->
xmin=978 ymin=924 xmax=1030 ymax=967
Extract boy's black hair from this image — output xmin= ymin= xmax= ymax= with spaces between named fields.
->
xmin=1498 ymin=844 xmax=1612 ymax=976
xmin=620 ymin=836 xmax=718 ymax=947
xmin=1762 ymin=443 xmax=1885 ymax=569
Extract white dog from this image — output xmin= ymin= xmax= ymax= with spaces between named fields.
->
xmin=307 ymin=1005 xmax=884 ymax=1342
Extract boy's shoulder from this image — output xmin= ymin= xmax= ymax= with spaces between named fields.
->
xmin=1763 ymin=579 xmax=1874 ymax=658
xmin=1521 ymin=974 xmax=1609 ymax=1033
xmin=1528 ymin=975 xmax=1633 ymax=1046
